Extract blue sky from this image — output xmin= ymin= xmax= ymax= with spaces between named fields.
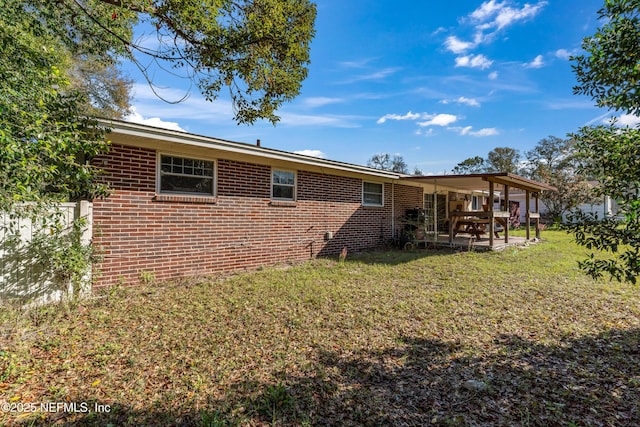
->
xmin=124 ymin=0 xmax=627 ymax=174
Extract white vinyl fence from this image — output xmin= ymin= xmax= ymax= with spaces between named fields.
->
xmin=0 ymin=201 xmax=92 ymax=304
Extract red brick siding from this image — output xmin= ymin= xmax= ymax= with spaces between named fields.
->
xmin=217 ymin=159 xmax=270 ymax=198
xmin=92 ymin=144 xmax=420 ymax=287
xmin=393 ymin=184 xmax=424 ymax=235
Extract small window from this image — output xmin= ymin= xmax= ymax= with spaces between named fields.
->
xmin=363 ymin=182 xmax=384 ymax=206
xmin=472 ymin=195 xmax=480 ymax=211
xmin=159 ymin=154 xmax=215 ymax=195
xmin=272 ymin=169 xmax=296 ymax=200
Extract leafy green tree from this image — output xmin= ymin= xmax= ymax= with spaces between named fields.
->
xmin=367 ymin=153 xmax=409 ymax=174
xmin=451 ymin=156 xmax=486 ymax=174
xmin=572 ymin=0 xmax=640 ymax=115
xmin=0 ymin=1 xmax=109 ymax=207
xmin=525 ymin=136 xmax=574 ymax=177
xmin=52 ymin=0 xmax=317 ymax=124
xmin=525 ymin=136 xmax=596 ymax=222
xmin=566 ymin=125 xmax=640 ymax=283
xmin=567 ymin=0 xmax=640 ymax=283
xmin=1 ymin=0 xmax=110 ymax=296
xmin=486 ymin=147 xmax=521 ymax=174
xmin=69 ymin=57 xmax=133 ymax=119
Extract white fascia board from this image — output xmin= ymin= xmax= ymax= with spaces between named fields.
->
xmin=101 ymin=119 xmax=400 ymax=180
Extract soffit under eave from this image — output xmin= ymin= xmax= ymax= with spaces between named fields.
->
xmin=107 ymin=131 xmax=401 ymax=183
xmin=402 ymin=175 xmax=555 ymax=193
xmin=483 ymin=176 xmax=557 ymax=193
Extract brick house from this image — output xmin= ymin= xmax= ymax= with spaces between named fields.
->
xmin=92 ymin=120 xmax=427 ymax=287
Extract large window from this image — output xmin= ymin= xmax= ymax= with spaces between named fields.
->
xmin=272 ymin=169 xmax=296 ymax=200
xmin=159 ymin=154 xmax=215 ymax=195
xmin=363 ymin=182 xmax=384 ymax=206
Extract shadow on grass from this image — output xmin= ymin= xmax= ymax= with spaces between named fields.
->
xmin=19 ymin=329 xmax=640 ymax=426
xmin=343 ymin=246 xmax=460 ymax=266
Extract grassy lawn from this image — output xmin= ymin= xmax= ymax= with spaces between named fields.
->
xmin=1 ymin=231 xmax=639 ymax=426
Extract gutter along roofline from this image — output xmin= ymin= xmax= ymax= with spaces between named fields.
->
xmin=98 ymin=119 xmax=402 ymax=180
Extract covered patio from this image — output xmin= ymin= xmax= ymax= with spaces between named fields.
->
xmin=404 ymin=173 xmax=556 ymax=250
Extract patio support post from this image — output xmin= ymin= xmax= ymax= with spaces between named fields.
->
xmin=489 ymin=181 xmax=495 ymax=247
xmin=504 ymin=184 xmax=509 ymax=244
xmin=434 ymin=181 xmax=438 ymax=244
xmin=525 ymin=190 xmax=531 ymax=240
xmin=535 ymin=193 xmax=540 ymax=239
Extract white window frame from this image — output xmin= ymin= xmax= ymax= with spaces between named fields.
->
xmin=271 ymin=168 xmax=297 ymax=201
xmin=157 ymin=153 xmax=216 ymax=196
xmin=362 ymin=181 xmax=384 ymax=207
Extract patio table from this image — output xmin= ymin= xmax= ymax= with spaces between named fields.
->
xmin=448 ymin=211 xmax=509 ymax=243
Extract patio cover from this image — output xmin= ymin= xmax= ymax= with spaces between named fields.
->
xmin=403 ymin=173 xmax=557 ymax=245
xmin=403 ymin=172 xmax=556 ymax=193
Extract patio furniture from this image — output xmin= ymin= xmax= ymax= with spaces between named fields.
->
xmin=449 ymin=210 xmax=509 ymax=242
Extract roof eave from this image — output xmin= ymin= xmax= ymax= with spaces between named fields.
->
xmin=98 ymin=119 xmax=401 ymax=180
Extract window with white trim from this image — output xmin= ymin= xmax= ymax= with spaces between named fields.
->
xmin=159 ymin=154 xmax=215 ymax=195
xmin=272 ymin=169 xmax=296 ymax=200
xmin=363 ymin=181 xmax=384 ymax=206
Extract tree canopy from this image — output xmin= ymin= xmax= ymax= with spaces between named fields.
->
xmin=567 ymin=0 xmax=640 ymax=283
xmin=572 ymin=0 xmax=640 ymax=115
xmin=69 ymin=58 xmax=133 ymax=119
xmin=47 ymin=0 xmax=317 ymax=124
xmin=486 ymin=147 xmax=521 ymax=174
xmin=566 ymin=125 xmax=640 ymax=283
xmin=0 ymin=0 xmax=110 ymax=207
xmin=525 ymin=136 xmax=595 ymax=223
xmin=367 ymin=153 xmax=409 ymax=174
xmin=451 ymin=156 xmax=485 ymax=174
xmin=451 ymin=148 xmax=521 ymax=175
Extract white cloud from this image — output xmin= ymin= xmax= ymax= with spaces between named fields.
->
xmin=301 ymin=97 xmax=344 ymax=108
xmin=341 ymin=67 xmax=402 ymax=84
xmin=432 ymin=27 xmax=447 ymax=36
xmin=470 ymin=0 xmax=505 ymax=21
xmin=441 ymin=96 xmax=480 ymax=107
xmin=445 ymin=1 xmax=547 ymax=54
xmin=294 ymin=149 xmax=327 ymax=158
xmin=415 ymin=128 xmax=435 ymax=137
xmin=555 ymin=48 xmax=577 ymax=60
xmin=125 ymin=106 xmax=186 ymax=132
xmin=338 ymin=58 xmax=376 ymax=68
xmin=488 ymin=71 xmax=499 ymax=80
xmin=471 ymin=127 xmax=499 ymax=136
xmin=469 ymin=0 xmax=504 ymax=21
xmin=545 ymin=99 xmax=597 ymax=110
xmin=455 ymin=54 xmax=493 ymax=70
xmin=457 ymin=96 xmax=481 ymax=107
xmin=607 ymin=114 xmax=640 ymax=127
xmin=377 ymin=111 xmax=421 ymax=124
xmin=524 ymin=54 xmax=544 ymax=68
xmin=444 ymin=36 xmax=477 ymax=54
xmin=473 ymin=1 xmax=548 ymax=31
xmin=277 ymin=112 xmax=361 ymax=128
xmin=451 ymin=126 xmax=499 ymax=137
xmin=418 ymin=114 xmax=459 ymax=127
xmin=130 ymin=83 xmax=235 ymax=122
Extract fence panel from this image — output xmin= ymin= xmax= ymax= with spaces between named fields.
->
xmin=0 ymin=201 xmax=93 ymax=304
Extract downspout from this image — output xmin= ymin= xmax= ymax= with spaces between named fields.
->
xmin=391 ymin=182 xmax=395 ymax=241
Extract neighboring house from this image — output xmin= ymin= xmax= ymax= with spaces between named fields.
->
xmin=90 ymin=120 xmax=553 ymax=288
xmin=510 ymin=187 xmax=620 ymax=224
